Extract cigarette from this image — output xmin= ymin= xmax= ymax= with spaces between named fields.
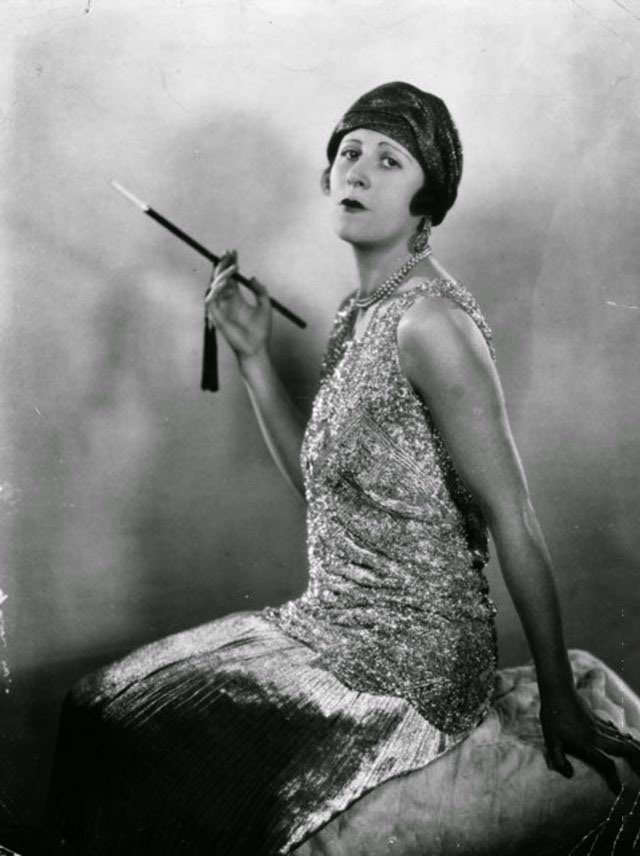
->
xmin=110 ymin=179 xmax=306 ymax=329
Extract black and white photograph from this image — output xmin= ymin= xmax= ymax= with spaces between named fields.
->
xmin=1 ymin=1 xmax=640 ymax=853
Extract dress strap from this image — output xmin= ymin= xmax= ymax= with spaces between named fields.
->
xmin=386 ymin=278 xmax=496 ymax=361
xmin=319 ymin=279 xmax=494 ymax=383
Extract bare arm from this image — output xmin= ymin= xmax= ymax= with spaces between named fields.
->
xmin=397 ymin=294 xmax=640 ymax=791
xmin=239 ymin=351 xmax=307 ymax=500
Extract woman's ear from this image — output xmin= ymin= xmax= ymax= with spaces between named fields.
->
xmin=320 ymin=166 xmax=331 ymax=196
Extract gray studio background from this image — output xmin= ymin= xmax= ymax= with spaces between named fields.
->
xmin=1 ymin=0 xmax=639 ymax=827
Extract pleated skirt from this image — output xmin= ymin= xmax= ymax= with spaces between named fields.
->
xmin=43 ymin=610 xmax=473 ymax=855
xmin=43 ymin=610 xmax=640 ymax=855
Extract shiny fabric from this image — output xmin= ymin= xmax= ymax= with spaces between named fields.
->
xmin=294 ymin=649 xmax=640 ymax=856
xmin=262 ymin=279 xmax=498 ymax=735
xmin=46 ymin=611 xmax=470 ymax=855
xmin=43 ymin=280 xmax=639 ymax=854
xmin=325 ymin=82 xmax=463 ymax=225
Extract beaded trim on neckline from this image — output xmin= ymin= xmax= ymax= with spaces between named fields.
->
xmin=347 ymin=277 xmax=460 ymax=347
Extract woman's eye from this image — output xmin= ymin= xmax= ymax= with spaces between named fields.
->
xmin=381 ymin=154 xmax=400 ymax=168
xmin=340 ymin=149 xmax=359 ymax=160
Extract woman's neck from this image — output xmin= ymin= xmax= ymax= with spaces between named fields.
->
xmin=352 ymin=239 xmax=414 ymax=299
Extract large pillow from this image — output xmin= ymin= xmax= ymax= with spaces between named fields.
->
xmin=293 ymin=650 xmax=640 ymax=856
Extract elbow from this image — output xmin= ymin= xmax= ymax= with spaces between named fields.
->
xmin=480 ymin=488 xmax=537 ymax=538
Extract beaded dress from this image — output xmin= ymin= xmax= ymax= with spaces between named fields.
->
xmin=261 ymin=277 xmax=497 ymax=735
xmin=44 ymin=278 xmax=503 ymax=855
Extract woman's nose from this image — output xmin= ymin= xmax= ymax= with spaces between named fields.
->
xmin=346 ymin=162 xmax=370 ymax=189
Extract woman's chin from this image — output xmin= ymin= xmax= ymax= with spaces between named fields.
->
xmin=335 ymin=233 xmax=398 ymax=252
xmin=333 ymin=222 xmax=380 ymax=247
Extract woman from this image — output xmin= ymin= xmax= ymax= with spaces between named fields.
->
xmin=44 ymin=82 xmax=640 ymax=855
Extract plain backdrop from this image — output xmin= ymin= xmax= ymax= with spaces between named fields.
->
xmin=1 ymin=0 xmax=639 ymax=828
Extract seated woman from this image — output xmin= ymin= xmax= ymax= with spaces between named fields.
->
xmin=43 ymin=82 xmax=640 ymax=855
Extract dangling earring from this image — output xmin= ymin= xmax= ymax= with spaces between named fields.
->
xmin=408 ymin=216 xmax=432 ymax=255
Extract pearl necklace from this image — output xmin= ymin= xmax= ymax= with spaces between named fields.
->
xmin=353 ymin=246 xmax=433 ymax=310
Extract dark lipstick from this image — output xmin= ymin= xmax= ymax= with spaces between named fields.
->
xmin=341 ymin=198 xmax=367 ymax=210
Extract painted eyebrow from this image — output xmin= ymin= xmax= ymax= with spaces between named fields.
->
xmin=341 ymin=138 xmax=409 ymax=158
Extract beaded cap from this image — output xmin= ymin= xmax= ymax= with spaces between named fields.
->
xmin=262 ymin=278 xmax=498 ymax=735
xmin=326 ymin=82 xmax=463 ymax=226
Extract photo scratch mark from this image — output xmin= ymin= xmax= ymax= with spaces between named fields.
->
xmin=613 ymin=0 xmax=640 ymax=23
xmin=156 ymin=65 xmax=189 ymax=113
xmin=0 ymin=593 xmax=10 ymax=695
xmin=1 ymin=661 xmax=10 ymax=694
xmin=606 ymin=300 xmax=640 ymax=310
xmin=568 ymin=0 xmax=627 ymax=43
xmin=567 ymin=786 xmax=626 ymax=853
xmin=85 ymin=0 xmax=92 ymax=13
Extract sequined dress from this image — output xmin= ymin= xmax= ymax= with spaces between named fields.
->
xmin=262 ymin=277 xmax=498 ymax=734
xmin=45 ymin=279 xmax=502 ymax=855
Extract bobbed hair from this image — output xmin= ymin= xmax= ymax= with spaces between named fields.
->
xmin=321 ymin=81 xmax=463 ymax=227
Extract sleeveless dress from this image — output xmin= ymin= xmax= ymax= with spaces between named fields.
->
xmin=43 ymin=279 xmax=640 ymax=855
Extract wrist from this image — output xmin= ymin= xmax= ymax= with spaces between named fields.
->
xmin=537 ymin=669 xmax=577 ymax=707
xmin=530 ymin=646 xmax=576 ymax=704
xmin=238 ymin=347 xmax=271 ymax=380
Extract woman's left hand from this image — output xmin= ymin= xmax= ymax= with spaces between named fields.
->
xmin=540 ymin=690 xmax=640 ymax=794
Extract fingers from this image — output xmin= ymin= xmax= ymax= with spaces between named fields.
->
xmin=209 ymin=263 xmax=238 ymax=296
xmin=205 ymin=251 xmax=238 ymax=309
xmin=212 ymin=249 xmax=237 ymax=284
xmin=203 ymin=250 xmax=269 ymax=329
xmin=214 ymin=248 xmax=237 ymax=276
xmin=206 ymin=249 xmax=236 ymax=289
xmin=204 ymin=273 xmax=236 ymax=330
xmin=546 ymin=741 xmax=574 ymax=779
xmin=246 ymin=276 xmax=270 ymax=305
xmin=206 ymin=298 xmax=223 ymax=331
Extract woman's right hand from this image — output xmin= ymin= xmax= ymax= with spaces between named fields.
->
xmin=204 ymin=249 xmax=272 ymax=363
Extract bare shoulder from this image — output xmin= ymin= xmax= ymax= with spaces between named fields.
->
xmin=397 ymin=295 xmax=495 ymax=387
xmin=399 ymin=294 xmax=489 ymax=360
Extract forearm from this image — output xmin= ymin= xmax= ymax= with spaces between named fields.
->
xmin=239 ymin=350 xmax=307 ymax=500
xmin=488 ymin=499 xmax=575 ymax=704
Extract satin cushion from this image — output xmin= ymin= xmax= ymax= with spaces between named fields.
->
xmin=293 ymin=650 xmax=640 ymax=856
